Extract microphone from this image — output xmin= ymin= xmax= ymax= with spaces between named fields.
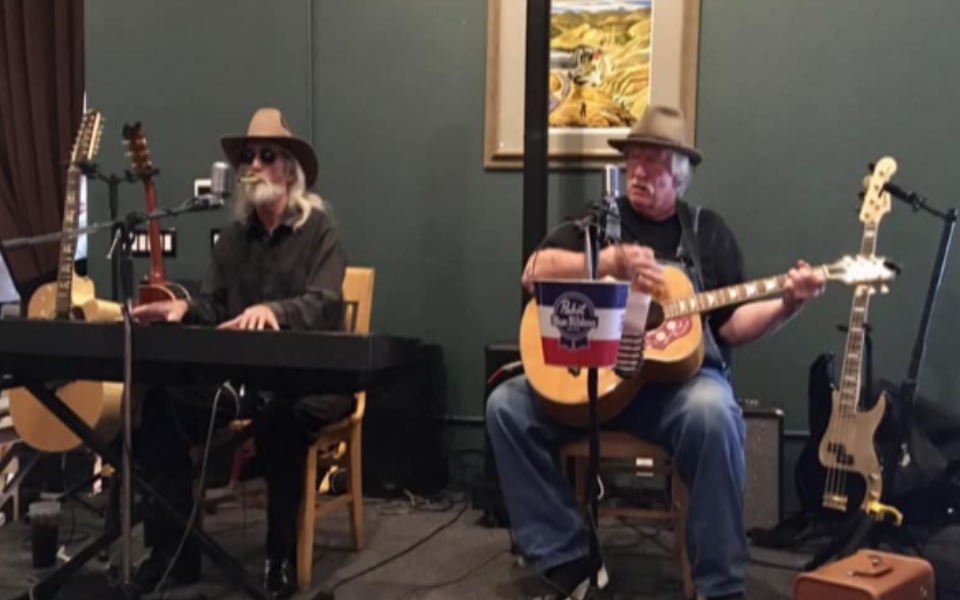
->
xmin=209 ymin=161 xmax=234 ymax=204
xmin=192 ymin=162 xmax=234 ymax=209
xmin=602 ymin=164 xmax=621 ymax=243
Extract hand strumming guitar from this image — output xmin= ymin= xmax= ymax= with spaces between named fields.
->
xmin=600 ymin=243 xmax=665 ymax=293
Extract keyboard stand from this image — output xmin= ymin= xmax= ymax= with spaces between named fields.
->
xmin=3 ymin=380 xmax=271 ymax=600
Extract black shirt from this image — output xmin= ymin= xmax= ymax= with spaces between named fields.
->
xmin=543 ymin=196 xmax=746 ymax=343
xmin=185 ymin=206 xmax=347 ymax=331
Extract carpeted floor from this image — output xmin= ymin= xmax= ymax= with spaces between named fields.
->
xmin=0 ymin=491 xmax=958 ymax=600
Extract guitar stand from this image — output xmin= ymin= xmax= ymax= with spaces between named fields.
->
xmin=78 ymin=161 xmax=144 ymax=304
xmin=3 ymin=381 xmax=269 ymax=600
xmin=805 ymin=185 xmax=957 ymax=571
xmin=0 ymin=441 xmax=41 ymax=521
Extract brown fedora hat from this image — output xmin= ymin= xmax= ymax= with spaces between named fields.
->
xmin=221 ymin=107 xmax=319 ymax=187
xmin=608 ymin=105 xmax=702 ymax=165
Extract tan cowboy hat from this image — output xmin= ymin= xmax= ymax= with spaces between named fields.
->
xmin=608 ymin=104 xmax=702 ymax=165
xmin=221 ymin=107 xmax=319 ymax=187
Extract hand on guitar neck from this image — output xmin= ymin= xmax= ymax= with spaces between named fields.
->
xmin=781 ymin=259 xmax=827 ymax=314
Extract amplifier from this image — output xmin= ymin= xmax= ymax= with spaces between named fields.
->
xmin=740 ymin=399 xmax=784 ymax=532
xmin=362 ymin=343 xmax=447 ymax=497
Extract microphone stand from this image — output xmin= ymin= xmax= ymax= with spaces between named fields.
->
xmin=805 ymin=185 xmax=956 ymax=570
xmin=111 ymin=197 xmax=224 ymax=596
xmin=581 ymin=201 xmax=611 ymax=597
xmin=77 ymin=161 xmax=142 ymax=302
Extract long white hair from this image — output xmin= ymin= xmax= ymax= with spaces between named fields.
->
xmin=233 ymin=152 xmax=325 ymax=229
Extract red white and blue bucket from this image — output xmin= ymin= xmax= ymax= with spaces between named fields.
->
xmin=535 ymin=279 xmax=630 ymax=368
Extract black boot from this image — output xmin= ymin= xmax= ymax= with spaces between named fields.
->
xmin=263 ymin=557 xmax=296 ymax=600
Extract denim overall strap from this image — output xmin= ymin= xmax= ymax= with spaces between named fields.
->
xmin=672 ymin=202 xmax=728 ymax=374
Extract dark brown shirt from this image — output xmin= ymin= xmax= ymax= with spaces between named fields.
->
xmin=185 ymin=206 xmax=347 ymax=331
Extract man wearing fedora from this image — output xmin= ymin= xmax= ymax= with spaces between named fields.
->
xmin=132 ymin=107 xmax=351 ymax=599
xmin=486 ymin=105 xmax=827 ymax=600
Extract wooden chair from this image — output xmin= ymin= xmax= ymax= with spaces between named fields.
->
xmin=296 ymin=266 xmax=374 ymax=590
xmin=561 ymin=432 xmax=694 ymax=600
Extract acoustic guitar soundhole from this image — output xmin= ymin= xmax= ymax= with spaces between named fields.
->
xmin=645 ymin=302 xmax=665 ymax=331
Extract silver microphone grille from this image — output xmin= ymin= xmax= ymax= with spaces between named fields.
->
xmin=210 ymin=161 xmax=234 ymax=199
xmin=602 ymin=164 xmax=621 ymax=200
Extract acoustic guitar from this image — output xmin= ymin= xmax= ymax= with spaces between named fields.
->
xmin=9 ymin=110 xmax=124 ymax=453
xmin=520 ymin=255 xmax=898 ymax=427
xmin=796 ymin=157 xmax=896 ymax=515
xmin=122 ymin=123 xmax=190 ymax=304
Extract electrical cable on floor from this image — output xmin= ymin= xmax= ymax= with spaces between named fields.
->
xmin=153 ymin=383 xmax=229 ymax=600
xmin=310 ymin=495 xmax=470 ymax=600
xmin=388 ymin=549 xmax=507 ymax=600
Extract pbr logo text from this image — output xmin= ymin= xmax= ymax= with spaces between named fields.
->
xmin=550 ymin=292 xmax=599 ymax=349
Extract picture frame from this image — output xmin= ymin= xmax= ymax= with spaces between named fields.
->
xmin=483 ymin=0 xmax=701 ymax=170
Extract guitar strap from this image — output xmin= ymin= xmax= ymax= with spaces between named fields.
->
xmin=676 ymin=200 xmax=705 ymax=291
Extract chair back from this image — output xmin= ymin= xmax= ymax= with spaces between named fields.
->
xmin=343 ymin=267 xmax=374 ymax=335
xmin=341 ymin=267 xmax=374 ymax=422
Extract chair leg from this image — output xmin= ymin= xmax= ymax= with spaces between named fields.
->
xmin=347 ymin=427 xmax=364 ymax=550
xmin=297 ymin=446 xmax=319 ymax=591
xmin=673 ymin=473 xmax=695 ymax=600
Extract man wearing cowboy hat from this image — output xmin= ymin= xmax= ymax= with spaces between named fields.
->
xmin=487 ymin=105 xmax=826 ymax=600
xmin=132 ymin=107 xmax=351 ymax=599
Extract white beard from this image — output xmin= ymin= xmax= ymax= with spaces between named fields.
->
xmin=247 ymin=180 xmax=284 ymax=206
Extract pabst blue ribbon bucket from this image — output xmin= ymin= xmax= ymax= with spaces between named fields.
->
xmin=535 ymin=279 xmax=630 ymax=368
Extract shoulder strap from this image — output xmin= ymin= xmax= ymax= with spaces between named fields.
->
xmin=676 ymin=201 xmax=705 ymax=290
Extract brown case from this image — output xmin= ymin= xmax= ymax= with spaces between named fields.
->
xmin=794 ymin=550 xmax=935 ymax=600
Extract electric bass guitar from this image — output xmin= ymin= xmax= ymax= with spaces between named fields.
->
xmin=9 ymin=110 xmax=124 ymax=452
xmin=796 ymin=157 xmax=896 ymax=516
xmin=121 ymin=122 xmax=190 ymax=304
xmin=520 ymin=254 xmax=898 ymax=427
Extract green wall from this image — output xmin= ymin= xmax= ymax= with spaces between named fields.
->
xmin=86 ymin=1 xmax=960 ymax=487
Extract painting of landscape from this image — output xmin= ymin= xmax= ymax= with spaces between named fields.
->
xmin=549 ymin=0 xmax=651 ymax=129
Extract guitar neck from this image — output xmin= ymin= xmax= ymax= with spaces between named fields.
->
xmin=142 ymin=178 xmax=166 ymax=284
xmin=836 ymin=222 xmax=879 ymax=413
xmin=661 ymin=267 xmax=824 ymax=320
xmin=54 ymin=167 xmax=82 ymax=318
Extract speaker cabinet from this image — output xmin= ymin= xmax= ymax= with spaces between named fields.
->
xmin=741 ymin=399 xmax=784 ymax=532
xmin=362 ymin=343 xmax=447 ymax=497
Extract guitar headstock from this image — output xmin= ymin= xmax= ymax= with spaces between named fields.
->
xmin=824 ymin=254 xmax=898 ymax=289
xmin=122 ymin=122 xmax=153 ymax=174
xmin=859 ymin=157 xmax=897 ymax=226
xmin=69 ymin=110 xmax=104 ymax=166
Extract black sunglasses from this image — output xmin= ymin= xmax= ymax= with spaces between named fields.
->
xmin=238 ymin=147 xmax=278 ymax=165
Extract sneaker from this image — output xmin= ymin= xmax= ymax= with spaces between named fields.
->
xmin=533 ymin=553 xmax=609 ymax=600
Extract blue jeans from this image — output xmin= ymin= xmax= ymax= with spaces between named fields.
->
xmin=486 ymin=368 xmax=747 ymax=598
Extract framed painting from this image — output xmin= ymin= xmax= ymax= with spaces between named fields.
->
xmin=484 ymin=0 xmax=701 ymax=169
